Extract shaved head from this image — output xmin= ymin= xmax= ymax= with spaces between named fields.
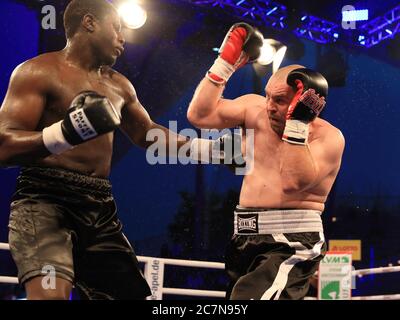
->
xmin=265 ymin=64 xmax=305 ymax=97
xmin=267 ymin=64 xmax=305 ymax=88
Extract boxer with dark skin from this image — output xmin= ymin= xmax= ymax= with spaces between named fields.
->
xmin=0 ymin=0 xmax=188 ymax=299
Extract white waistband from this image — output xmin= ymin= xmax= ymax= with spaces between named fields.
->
xmin=234 ymin=209 xmax=323 ymax=235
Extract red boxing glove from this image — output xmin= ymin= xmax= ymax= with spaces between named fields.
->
xmin=207 ymin=22 xmax=263 ymax=85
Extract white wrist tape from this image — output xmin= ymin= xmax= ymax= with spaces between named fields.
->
xmin=190 ymin=138 xmax=213 ymax=163
xmin=282 ymin=119 xmax=310 ymax=145
xmin=42 ymin=121 xmax=74 ymax=155
xmin=208 ymin=57 xmax=236 ymax=83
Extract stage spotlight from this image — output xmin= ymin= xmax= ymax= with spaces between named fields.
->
xmin=118 ymin=1 xmax=147 ymax=30
xmin=256 ymin=39 xmax=287 ymax=74
xmin=258 ymin=39 xmax=276 ymax=66
xmin=272 ymin=46 xmax=287 ymax=73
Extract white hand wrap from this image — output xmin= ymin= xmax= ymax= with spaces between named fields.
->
xmin=282 ymin=119 xmax=310 ymax=145
xmin=189 ymin=138 xmax=212 ymax=163
xmin=207 ymin=57 xmax=236 ymax=84
xmin=42 ymin=121 xmax=74 ymax=155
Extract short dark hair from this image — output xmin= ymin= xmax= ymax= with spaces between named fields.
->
xmin=63 ymin=0 xmax=116 ymax=39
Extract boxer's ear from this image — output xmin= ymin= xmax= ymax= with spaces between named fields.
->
xmin=82 ymin=14 xmax=97 ymax=33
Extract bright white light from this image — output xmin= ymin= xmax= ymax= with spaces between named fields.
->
xmin=342 ymin=9 xmax=369 ymax=22
xmin=257 ymin=39 xmax=287 ymax=72
xmin=272 ymin=45 xmax=287 ymax=73
xmin=118 ymin=2 xmax=147 ymax=29
xmin=257 ymin=39 xmax=276 ymax=66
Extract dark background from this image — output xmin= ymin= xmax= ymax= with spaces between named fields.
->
xmin=0 ymin=0 xmax=399 ymax=299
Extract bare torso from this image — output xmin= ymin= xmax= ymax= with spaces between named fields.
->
xmin=240 ymin=95 xmax=340 ymax=211
xmin=32 ymin=51 xmax=127 ymax=177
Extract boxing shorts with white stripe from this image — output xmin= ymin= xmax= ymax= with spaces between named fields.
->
xmin=225 ymin=206 xmax=327 ymax=300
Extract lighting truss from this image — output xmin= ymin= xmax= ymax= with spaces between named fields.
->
xmin=182 ymin=0 xmax=288 ymax=30
xmin=357 ymin=4 xmax=400 ymax=48
xmin=176 ymin=1 xmax=399 ymax=48
xmin=294 ymin=15 xmax=340 ymax=44
xmin=180 ymin=1 xmax=340 ymax=44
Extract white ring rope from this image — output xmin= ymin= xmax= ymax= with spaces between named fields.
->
xmin=351 ymin=294 xmax=400 ymax=300
xmin=0 ymin=243 xmax=10 ymax=251
xmin=1 ymin=242 xmax=399 ymax=299
xmin=162 ymin=288 xmax=226 ymax=298
xmin=0 ymin=276 xmax=18 ymax=284
xmin=353 ymin=266 xmax=400 ymax=276
xmin=138 ymin=255 xmax=224 ymax=269
xmin=305 ymin=295 xmax=400 ymax=300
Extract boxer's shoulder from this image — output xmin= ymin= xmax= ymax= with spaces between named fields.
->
xmin=101 ymin=67 xmax=137 ymax=102
xmin=311 ymin=118 xmax=345 ymax=146
xmin=14 ymin=53 xmax=48 ymax=73
xmin=234 ymin=93 xmax=265 ymax=111
xmin=24 ymin=51 xmax=61 ymax=68
xmin=315 ymin=118 xmax=343 ymax=137
xmin=237 ymin=94 xmax=266 ymax=127
xmin=101 ymin=67 xmax=129 ymax=86
xmin=237 ymin=93 xmax=264 ymax=104
xmin=10 ymin=52 xmax=60 ymax=88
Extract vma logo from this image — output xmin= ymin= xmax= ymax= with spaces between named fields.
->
xmin=322 ymin=256 xmax=350 ymax=264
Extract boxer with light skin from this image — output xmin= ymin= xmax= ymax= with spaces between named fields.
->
xmin=187 ymin=23 xmax=345 ymax=300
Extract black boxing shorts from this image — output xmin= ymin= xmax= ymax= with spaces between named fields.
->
xmin=225 ymin=206 xmax=327 ymax=300
xmin=8 ymin=166 xmax=151 ymax=300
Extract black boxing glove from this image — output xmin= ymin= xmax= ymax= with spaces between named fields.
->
xmin=207 ymin=22 xmax=264 ymax=85
xmin=282 ymin=68 xmax=328 ymax=145
xmin=42 ymin=91 xmax=121 ymax=154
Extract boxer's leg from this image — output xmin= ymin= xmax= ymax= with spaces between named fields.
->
xmin=277 ymin=232 xmax=327 ymax=300
xmin=227 ymin=234 xmax=293 ymax=300
xmin=25 ymin=277 xmax=72 ymax=300
xmin=74 ymin=240 xmax=151 ymax=300
xmin=8 ymin=200 xmax=75 ymax=300
xmin=228 ymin=232 xmax=325 ymax=300
xmin=72 ymin=191 xmax=150 ymax=300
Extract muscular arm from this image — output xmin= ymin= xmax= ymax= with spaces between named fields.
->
xmin=0 ymin=62 xmax=51 ymax=167
xmin=280 ymin=127 xmax=345 ymax=193
xmin=187 ymin=78 xmax=255 ymax=129
xmin=119 ymin=78 xmax=189 ymax=157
